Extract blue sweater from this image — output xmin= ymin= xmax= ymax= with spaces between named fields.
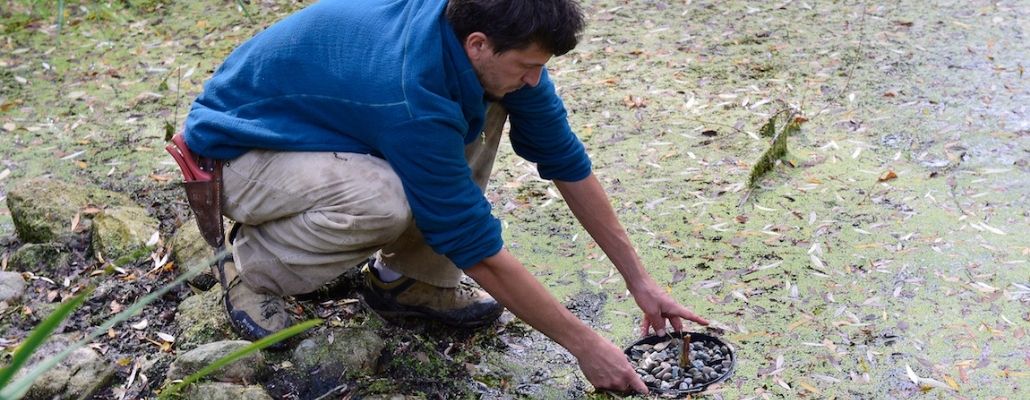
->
xmin=184 ymin=0 xmax=592 ymax=268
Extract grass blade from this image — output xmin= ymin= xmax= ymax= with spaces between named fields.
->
xmin=0 ymin=249 xmax=225 ymax=399
xmin=56 ymin=0 xmax=65 ymax=36
xmin=235 ymin=0 xmax=255 ymax=24
xmin=0 ymin=288 xmax=92 ymax=390
xmin=159 ymin=319 xmax=322 ymax=399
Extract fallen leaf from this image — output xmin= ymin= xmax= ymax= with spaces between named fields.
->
xmin=130 ymin=319 xmax=148 ymax=330
xmin=878 ymin=170 xmax=898 ymax=182
xmin=622 ymin=95 xmax=647 ymax=109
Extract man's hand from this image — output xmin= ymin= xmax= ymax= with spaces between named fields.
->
xmin=632 ymin=278 xmax=709 ymax=336
xmin=575 ymin=336 xmax=650 ymax=394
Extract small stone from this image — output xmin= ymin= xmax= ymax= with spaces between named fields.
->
xmin=653 ymin=340 xmax=670 ymax=351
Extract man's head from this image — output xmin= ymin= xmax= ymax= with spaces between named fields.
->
xmin=446 ymin=0 xmax=585 ymax=99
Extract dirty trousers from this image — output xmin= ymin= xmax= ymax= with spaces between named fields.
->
xmin=221 ymin=105 xmax=508 ymax=296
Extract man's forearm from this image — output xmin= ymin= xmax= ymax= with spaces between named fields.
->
xmin=465 ymin=249 xmax=599 ymax=355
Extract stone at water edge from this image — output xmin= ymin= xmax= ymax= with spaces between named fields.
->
xmin=166 ymin=340 xmax=267 ymax=384
xmin=174 ymin=286 xmax=236 ymax=351
xmin=0 ymin=271 xmax=27 ymax=303
xmin=90 ymin=205 xmax=160 ymax=263
xmin=181 ymin=382 xmax=273 ymax=400
xmin=12 ymin=333 xmax=115 ymax=400
xmin=6 ymin=176 xmax=135 ymax=244
xmin=7 ymin=242 xmax=71 ymax=274
xmin=292 ymin=326 xmax=385 ymax=375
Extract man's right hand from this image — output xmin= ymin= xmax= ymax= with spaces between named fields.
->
xmin=573 ymin=335 xmax=650 ymax=395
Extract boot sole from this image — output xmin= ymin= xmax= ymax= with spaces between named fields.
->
xmin=359 ymin=291 xmax=503 ymax=328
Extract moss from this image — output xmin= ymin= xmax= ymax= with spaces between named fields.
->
xmin=174 ymin=288 xmax=236 ymax=351
xmin=6 ymin=177 xmax=136 ymax=244
xmin=8 ymin=242 xmax=70 ymax=274
xmin=90 ymin=205 xmax=159 ymax=262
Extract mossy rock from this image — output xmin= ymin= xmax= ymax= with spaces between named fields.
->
xmin=15 ymin=333 xmax=116 ymax=400
xmin=7 ymin=242 xmax=71 ymax=274
xmin=292 ymin=326 xmax=385 ymax=375
xmin=181 ymin=382 xmax=272 ymax=400
xmin=174 ymin=286 xmax=236 ymax=351
xmin=91 ymin=205 xmax=159 ymax=262
xmin=166 ymin=340 xmax=267 ymax=384
xmin=170 ymin=219 xmax=234 ymax=291
xmin=6 ymin=177 xmax=135 ymax=243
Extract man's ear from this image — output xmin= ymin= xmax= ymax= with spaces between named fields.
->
xmin=464 ymin=32 xmax=491 ymax=60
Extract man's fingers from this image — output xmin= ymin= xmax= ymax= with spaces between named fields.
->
xmin=649 ymin=314 xmax=667 ymax=337
xmin=669 ymin=316 xmax=684 ymax=333
xmin=629 ymin=375 xmax=649 ymax=394
xmin=684 ymin=310 xmax=709 ymax=326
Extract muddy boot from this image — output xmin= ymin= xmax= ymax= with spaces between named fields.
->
xmin=216 ymin=254 xmax=291 ymax=349
xmin=360 ymin=262 xmax=503 ymax=328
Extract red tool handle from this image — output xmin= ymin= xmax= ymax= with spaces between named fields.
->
xmin=165 ymin=133 xmax=213 ymax=182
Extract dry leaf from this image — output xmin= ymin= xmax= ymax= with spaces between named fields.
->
xmin=622 ymin=95 xmax=647 ymax=109
xmin=878 ymin=170 xmax=898 ymax=182
xmin=130 ymin=319 xmax=148 ymax=330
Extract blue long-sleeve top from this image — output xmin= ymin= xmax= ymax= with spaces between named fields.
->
xmin=183 ymin=0 xmax=592 ymax=269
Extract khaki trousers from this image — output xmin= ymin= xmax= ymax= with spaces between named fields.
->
xmin=221 ymin=105 xmax=508 ymax=296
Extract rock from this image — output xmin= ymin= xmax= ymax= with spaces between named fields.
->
xmin=7 ymin=177 xmax=135 ymax=243
xmin=175 ymin=286 xmax=235 ymax=351
xmin=292 ymin=326 xmax=384 ymax=375
xmin=14 ymin=333 xmax=115 ymax=400
xmin=170 ymin=220 xmax=215 ymax=269
xmin=91 ymin=206 xmax=159 ymax=262
xmin=8 ymin=243 xmax=71 ymax=274
xmin=170 ymin=220 xmax=220 ymax=290
xmin=181 ymin=382 xmax=272 ymax=400
xmin=0 ymin=271 xmax=26 ymax=303
xmin=166 ymin=340 xmax=266 ymax=383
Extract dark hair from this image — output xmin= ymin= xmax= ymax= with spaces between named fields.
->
xmin=446 ymin=0 xmax=585 ymax=56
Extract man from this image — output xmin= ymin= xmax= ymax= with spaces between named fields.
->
xmin=182 ymin=0 xmax=708 ymax=393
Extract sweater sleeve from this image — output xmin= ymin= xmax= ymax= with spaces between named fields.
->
xmin=503 ymin=69 xmax=592 ymax=182
xmin=376 ymin=117 xmax=503 ymax=269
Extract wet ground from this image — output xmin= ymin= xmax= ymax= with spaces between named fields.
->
xmin=1 ymin=0 xmax=1028 ymax=399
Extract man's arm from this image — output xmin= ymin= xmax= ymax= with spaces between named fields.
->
xmin=554 ymin=173 xmax=708 ymax=334
xmin=464 ymin=250 xmax=648 ymax=394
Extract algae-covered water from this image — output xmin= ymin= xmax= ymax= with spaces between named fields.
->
xmin=1 ymin=0 xmax=1027 ymax=398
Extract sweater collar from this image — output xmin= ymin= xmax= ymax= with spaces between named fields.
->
xmin=441 ymin=20 xmax=486 ymax=142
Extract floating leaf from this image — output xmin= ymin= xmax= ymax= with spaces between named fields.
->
xmin=877 ymin=170 xmax=898 ymax=182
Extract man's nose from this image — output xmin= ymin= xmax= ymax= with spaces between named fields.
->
xmin=522 ymin=67 xmax=544 ymax=87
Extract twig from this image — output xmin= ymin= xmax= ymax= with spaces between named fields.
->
xmin=679 ymin=334 xmax=692 ymax=369
xmin=313 ymin=384 xmax=349 ymax=400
